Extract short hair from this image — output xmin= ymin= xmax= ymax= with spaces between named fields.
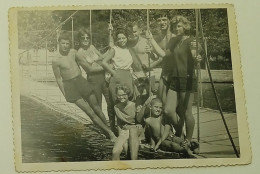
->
xmin=58 ymin=32 xmax=70 ymax=42
xmin=115 ymin=84 xmax=131 ymax=97
xmin=115 ymin=27 xmax=129 ymax=39
xmin=78 ymin=27 xmax=90 ymax=41
xmin=170 ymin=15 xmax=191 ymax=35
xmin=153 ymin=10 xmax=171 ymax=20
xmin=150 ymin=98 xmax=163 ymax=106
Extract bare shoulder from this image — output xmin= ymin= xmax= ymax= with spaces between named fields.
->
xmin=52 ymin=56 xmax=59 ymax=66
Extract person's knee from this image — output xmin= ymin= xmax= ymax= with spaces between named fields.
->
xmin=164 ymin=106 xmax=175 ymax=117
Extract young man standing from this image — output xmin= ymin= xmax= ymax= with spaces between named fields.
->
xmin=52 ymin=32 xmax=116 ymax=142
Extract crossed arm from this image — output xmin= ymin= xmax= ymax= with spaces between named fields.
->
xmin=76 ymin=51 xmax=104 ymax=73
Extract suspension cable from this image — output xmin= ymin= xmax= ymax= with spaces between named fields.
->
xmin=198 ymin=9 xmax=239 ymax=157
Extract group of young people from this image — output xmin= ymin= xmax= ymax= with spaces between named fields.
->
xmin=52 ymin=13 xmax=202 ymax=160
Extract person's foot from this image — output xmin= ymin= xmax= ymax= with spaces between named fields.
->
xmin=190 ymin=140 xmax=200 ymax=154
xmin=181 ymin=139 xmax=193 ymax=156
xmin=109 ymin=132 xmax=117 ymax=142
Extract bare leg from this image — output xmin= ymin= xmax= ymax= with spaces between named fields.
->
xmin=164 ymin=89 xmax=179 ymax=132
xmin=103 ymin=83 xmax=116 ymax=133
xmin=87 ymin=93 xmax=108 ymax=126
xmin=112 ymin=129 xmax=129 ymax=160
xmin=129 ymin=127 xmax=139 ymax=160
xmin=75 ymin=98 xmax=117 ymax=142
xmin=157 ymin=78 xmax=164 ymax=100
xmin=178 ymin=92 xmax=195 ymax=141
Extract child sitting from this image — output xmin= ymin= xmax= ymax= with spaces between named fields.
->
xmin=112 ymin=85 xmax=142 ymax=160
xmin=137 ymin=97 xmax=198 ymax=156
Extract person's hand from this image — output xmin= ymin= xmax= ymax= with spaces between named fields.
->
xmin=136 ymin=105 xmax=142 ymax=113
xmin=154 ymin=140 xmax=162 ymax=152
xmin=144 ymin=95 xmax=157 ymax=107
xmin=194 ymin=54 xmax=202 ymax=62
xmin=108 ymin=23 xmax=113 ymax=32
xmin=145 ymin=30 xmax=154 ymax=41
xmin=145 ymin=44 xmax=152 ymax=53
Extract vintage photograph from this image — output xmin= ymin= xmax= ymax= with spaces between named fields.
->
xmin=9 ymin=4 xmax=251 ymax=171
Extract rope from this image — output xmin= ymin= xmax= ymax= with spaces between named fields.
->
xmin=90 ymin=10 xmax=93 ymax=45
xmin=195 ymin=9 xmax=201 ymax=147
xmin=71 ymin=17 xmax=74 ymax=49
xmin=19 ymin=10 xmax=79 ymax=56
xmin=147 ymin=9 xmax=152 ymax=118
xmin=198 ymin=9 xmax=239 ymax=158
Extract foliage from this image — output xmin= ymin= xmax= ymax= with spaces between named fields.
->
xmin=17 ymin=8 xmax=231 ymax=69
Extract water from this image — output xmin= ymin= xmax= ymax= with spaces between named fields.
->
xmin=21 ymin=96 xmax=181 ymax=163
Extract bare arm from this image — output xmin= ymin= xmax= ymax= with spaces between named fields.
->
xmin=52 ymin=60 xmax=65 ymax=96
xmin=129 ymin=48 xmax=143 ymax=72
xmin=76 ymin=52 xmax=104 ymax=73
xmin=154 ymin=124 xmax=171 ymax=151
xmin=146 ymin=31 xmax=166 ymax=57
xmin=101 ymin=48 xmax=116 ymax=76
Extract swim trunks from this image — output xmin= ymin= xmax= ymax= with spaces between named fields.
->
xmin=63 ymin=75 xmax=94 ymax=103
xmin=168 ymin=76 xmax=197 ymax=92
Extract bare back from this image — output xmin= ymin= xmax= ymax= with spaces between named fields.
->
xmin=53 ymin=49 xmax=81 ymax=80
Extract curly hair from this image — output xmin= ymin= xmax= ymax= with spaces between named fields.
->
xmin=115 ymin=25 xmax=129 ymax=38
xmin=170 ymin=15 xmax=191 ymax=35
xmin=115 ymin=84 xmax=131 ymax=97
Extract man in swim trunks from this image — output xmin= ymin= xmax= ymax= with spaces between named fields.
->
xmin=52 ymin=32 xmax=116 ymax=142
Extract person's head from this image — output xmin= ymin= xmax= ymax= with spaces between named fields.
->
xmin=115 ymin=85 xmax=131 ymax=103
xmin=150 ymin=98 xmax=163 ymax=117
xmin=131 ymin=21 xmax=143 ymax=40
xmin=58 ymin=32 xmax=71 ymax=55
xmin=78 ymin=28 xmax=91 ymax=49
xmin=157 ymin=14 xmax=170 ymax=31
xmin=115 ymin=28 xmax=128 ymax=48
xmin=170 ymin=15 xmax=190 ymax=36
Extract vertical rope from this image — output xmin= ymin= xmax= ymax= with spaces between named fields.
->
xmin=71 ymin=17 xmax=74 ymax=49
xmin=147 ymin=9 xmax=152 ymax=118
xmin=90 ymin=10 xmax=93 ymax=45
xmin=45 ymin=39 xmax=48 ymax=100
xmin=198 ymin=10 xmax=239 ymax=158
xmin=195 ymin=9 xmax=200 ymax=146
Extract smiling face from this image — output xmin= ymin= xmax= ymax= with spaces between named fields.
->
xmin=117 ymin=33 xmax=128 ymax=48
xmin=80 ymin=33 xmax=91 ymax=48
xmin=151 ymin=101 xmax=163 ymax=117
xmin=157 ymin=16 xmax=169 ymax=31
xmin=173 ymin=22 xmax=185 ymax=36
xmin=59 ymin=39 xmax=70 ymax=55
xmin=116 ymin=89 xmax=129 ymax=103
